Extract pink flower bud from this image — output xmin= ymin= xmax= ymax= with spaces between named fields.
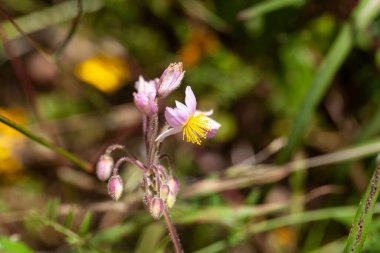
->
xmin=166 ymin=191 xmax=176 ymax=208
xmin=167 ymin=176 xmax=180 ymax=195
xmin=157 ymin=62 xmax=184 ymax=97
xmin=134 ymin=93 xmax=158 ymax=115
xmin=133 ymin=76 xmax=158 ymax=115
xmin=150 ymin=197 xmax=164 ymax=220
xmin=96 ymin=155 xmax=114 ymax=181
xmin=143 ymin=191 xmax=153 ymax=207
xmin=108 ymin=175 xmax=123 ymax=201
xmin=160 ymin=185 xmax=170 ymax=201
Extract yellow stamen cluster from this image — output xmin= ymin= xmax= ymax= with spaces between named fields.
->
xmin=182 ymin=113 xmax=211 ymax=145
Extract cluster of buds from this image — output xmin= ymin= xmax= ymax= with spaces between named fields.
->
xmin=96 ymin=62 xmax=220 ymax=220
xmin=142 ymin=165 xmax=180 ymax=219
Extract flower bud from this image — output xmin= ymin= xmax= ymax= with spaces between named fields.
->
xmin=150 ymin=197 xmax=164 ymax=220
xmin=157 ymin=62 xmax=184 ymax=97
xmin=167 ymin=176 xmax=180 ymax=195
xmin=108 ymin=175 xmax=123 ymax=201
xmin=96 ymin=155 xmax=114 ymax=181
xmin=143 ymin=190 xmax=153 ymax=207
xmin=160 ymin=185 xmax=170 ymax=201
xmin=134 ymin=93 xmax=158 ymax=115
xmin=133 ymin=76 xmax=158 ymax=115
xmin=166 ymin=191 xmax=176 ymax=208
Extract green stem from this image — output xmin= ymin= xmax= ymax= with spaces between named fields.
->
xmin=344 ymin=158 xmax=380 ymax=252
xmin=0 ymin=114 xmax=91 ymax=172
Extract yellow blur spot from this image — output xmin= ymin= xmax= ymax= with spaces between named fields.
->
xmin=75 ymin=55 xmax=129 ymax=94
xmin=0 ymin=107 xmax=26 ymax=175
xmin=273 ymin=227 xmax=296 ymax=247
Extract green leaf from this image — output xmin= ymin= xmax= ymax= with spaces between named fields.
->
xmin=63 ymin=209 xmax=74 ymax=228
xmin=0 ymin=237 xmax=35 ymax=253
xmin=44 ymin=199 xmax=60 ymax=221
xmin=344 ymin=159 xmax=380 ymax=252
xmin=78 ymin=211 xmax=92 ymax=236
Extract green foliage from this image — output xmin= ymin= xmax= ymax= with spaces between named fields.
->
xmin=25 ymin=199 xmax=98 ymax=252
xmin=0 ymin=237 xmax=35 ymax=253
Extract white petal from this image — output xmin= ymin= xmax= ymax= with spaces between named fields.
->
xmin=197 ymin=109 xmax=213 ymax=116
xmin=156 ymin=127 xmax=182 ymax=143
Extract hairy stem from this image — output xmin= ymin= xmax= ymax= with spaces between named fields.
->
xmin=0 ymin=113 xmax=90 ymax=172
xmin=112 ymin=156 xmax=145 ymax=175
xmin=105 ymin=144 xmax=138 ymax=160
xmin=148 ymin=114 xmax=159 ymax=166
xmin=163 ymin=208 xmax=183 ymax=253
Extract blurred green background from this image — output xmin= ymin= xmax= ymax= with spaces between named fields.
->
xmin=1 ymin=0 xmax=380 ymax=252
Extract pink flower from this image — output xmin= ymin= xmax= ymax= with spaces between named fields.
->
xmin=133 ymin=76 xmax=158 ymax=115
xmin=156 ymin=86 xmax=221 ymax=145
xmin=156 ymin=62 xmax=185 ymax=97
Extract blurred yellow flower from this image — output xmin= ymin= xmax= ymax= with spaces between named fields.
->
xmin=0 ymin=107 xmax=27 ymax=175
xmin=273 ymin=227 xmax=296 ymax=247
xmin=75 ymin=55 xmax=129 ymax=94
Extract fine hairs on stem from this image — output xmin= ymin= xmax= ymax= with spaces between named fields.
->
xmin=96 ymin=62 xmax=221 ymax=253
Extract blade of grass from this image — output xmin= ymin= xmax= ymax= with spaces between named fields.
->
xmin=194 ymin=204 xmax=380 ymax=253
xmin=1 ymin=0 xmax=103 ymax=40
xmin=237 ymin=0 xmax=306 ymax=20
xmin=0 ymin=113 xmax=91 ymax=172
xmin=277 ymin=23 xmax=354 ymax=162
xmin=183 ymin=138 xmax=380 ymax=197
xmin=344 ymin=156 xmax=380 ymax=252
xmin=133 ymin=223 xmax=166 ymax=253
xmin=54 ymin=0 xmax=83 ymax=59
xmin=178 ymin=0 xmax=230 ymax=32
xmin=192 ymin=241 xmax=227 ymax=253
xmin=278 ymin=0 xmax=380 ymax=162
xmin=176 ymin=185 xmax=342 ymax=225
xmin=354 ymin=0 xmax=380 ymax=30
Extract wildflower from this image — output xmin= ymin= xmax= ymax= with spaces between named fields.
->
xmin=156 ymin=62 xmax=185 ymax=97
xmin=133 ymin=76 xmax=158 ymax=115
xmin=156 ymin=86 xmax=221 ymax=145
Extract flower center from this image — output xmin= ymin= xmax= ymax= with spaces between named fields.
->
xmin=182 ymin=113 xmax=211 ymax=145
